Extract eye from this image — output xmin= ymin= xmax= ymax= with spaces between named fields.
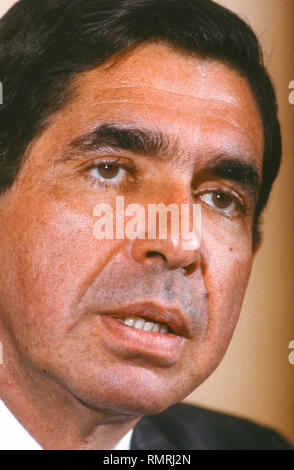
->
xmin=199 ymin=190 xmax=244 ymax=216
xmin=89 ymin=163 xmax=127 ymax=182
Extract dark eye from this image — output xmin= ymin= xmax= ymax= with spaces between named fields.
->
xmin=200 ymin=191 xmax=241 ymax=215
xmin=89 ymin=163 xmax=127 ymax=182
xmin=211 ymin=192 xmax=233 ymax=209
xmin=96 ymin=164 xmax=120 ymax=179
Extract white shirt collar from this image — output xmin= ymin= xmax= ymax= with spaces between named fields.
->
xmin=112 ymin=428 xmax=133 ymax=450
xmin=0 ymin=399 xmax=42 ymax=450
xmin=0 ymin=399 xmax=133 ymax=450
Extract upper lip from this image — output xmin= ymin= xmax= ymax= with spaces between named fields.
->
xmin=102 ymin=301 xmax=191 ymax=339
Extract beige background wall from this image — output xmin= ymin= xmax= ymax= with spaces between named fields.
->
xmin=1 ymin=0 xmax=293 ymax=442
xmin=190 ymin=0 xmax=294 ymax=443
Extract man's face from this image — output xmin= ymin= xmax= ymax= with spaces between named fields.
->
xmin=0 ymin=43 xmax=263 ymax=415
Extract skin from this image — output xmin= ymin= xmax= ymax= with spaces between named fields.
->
xmin=0 ymin=42 xmax=264 ymax=449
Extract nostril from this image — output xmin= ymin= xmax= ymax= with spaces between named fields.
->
xmin=183 ymin=261 xmax=198 ymax=275
xmin=146 ymin=251 xmax=167 ymax=262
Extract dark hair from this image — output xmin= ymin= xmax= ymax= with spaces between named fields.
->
xmin=0 ymin=0 xmax=281 ymax=247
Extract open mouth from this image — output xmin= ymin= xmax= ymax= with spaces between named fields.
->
xmin=104 ymin=302 xmax=190 ymax=338
xmin=98 ymin=304 xmax=189 ymax=364
xmin=116 ymin=316 xmax=172 ymax=334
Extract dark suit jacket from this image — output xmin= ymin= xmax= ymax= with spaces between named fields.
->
xmin=130 ymin=403 xmax=293 ymax=450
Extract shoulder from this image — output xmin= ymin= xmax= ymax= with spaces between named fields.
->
xmin=135 ymin=402 xmax=293 ymax=450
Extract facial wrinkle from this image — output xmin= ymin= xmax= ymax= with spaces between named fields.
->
xmin=79 ymin=257 xmax=209 ymax=337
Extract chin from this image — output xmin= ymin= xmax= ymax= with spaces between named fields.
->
xmin=63 ymin=363 xmax=187 ymax=417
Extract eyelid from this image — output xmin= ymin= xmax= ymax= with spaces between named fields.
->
xmin=194 ymin=186 xmax=244 ymax=205
xmin=193 ymin=186 xmax=250 ymax=217
xmin=83 ymin=155 xmax=137 ymax=173
xmin=81 ymin=155 xmax=140 ymax=190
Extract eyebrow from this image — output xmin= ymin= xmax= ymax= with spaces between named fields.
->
xmin=200 ymin=157 xmax=261 ymax=201
xmin=64 ymin=122 xmax=261 ymax=200
xmin=68 ymin=122 xmax=175 ymax=158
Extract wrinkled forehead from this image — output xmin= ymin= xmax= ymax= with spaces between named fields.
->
xmin=45 ymin=42 xmax=264 ymax=174
xmin=73 ymin=43 xmax=253 ymax=99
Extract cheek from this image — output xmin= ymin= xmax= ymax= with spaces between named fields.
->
xmin=183 ymin=217 xmax=253 ymax=388
xmin=201 ymin=217 xmax=253 ymax=352
xmin=1 ymin=202 xmax=121 ymax=346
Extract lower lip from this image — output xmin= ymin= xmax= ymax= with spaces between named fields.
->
xmin=99 ymin=315 xmax=187 ymax=366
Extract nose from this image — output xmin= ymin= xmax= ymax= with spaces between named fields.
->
xmin=132 ymin=237 xmax=200 ymax=272
xmin=131 ymin=203 xmax=201 ymax=273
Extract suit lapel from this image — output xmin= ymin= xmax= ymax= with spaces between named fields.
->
xmin=130 ymin=415 xmax=175 ymax=450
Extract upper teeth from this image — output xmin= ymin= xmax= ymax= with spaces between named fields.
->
xmin=117 ymin=316 xmax=169 ymax=334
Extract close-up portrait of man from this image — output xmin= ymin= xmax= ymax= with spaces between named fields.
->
xmin=0 ymin=0 xmax=293 ymax=451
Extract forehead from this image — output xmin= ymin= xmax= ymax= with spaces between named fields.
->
xmin=43 ymin=42 xmax=264 ymax=172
